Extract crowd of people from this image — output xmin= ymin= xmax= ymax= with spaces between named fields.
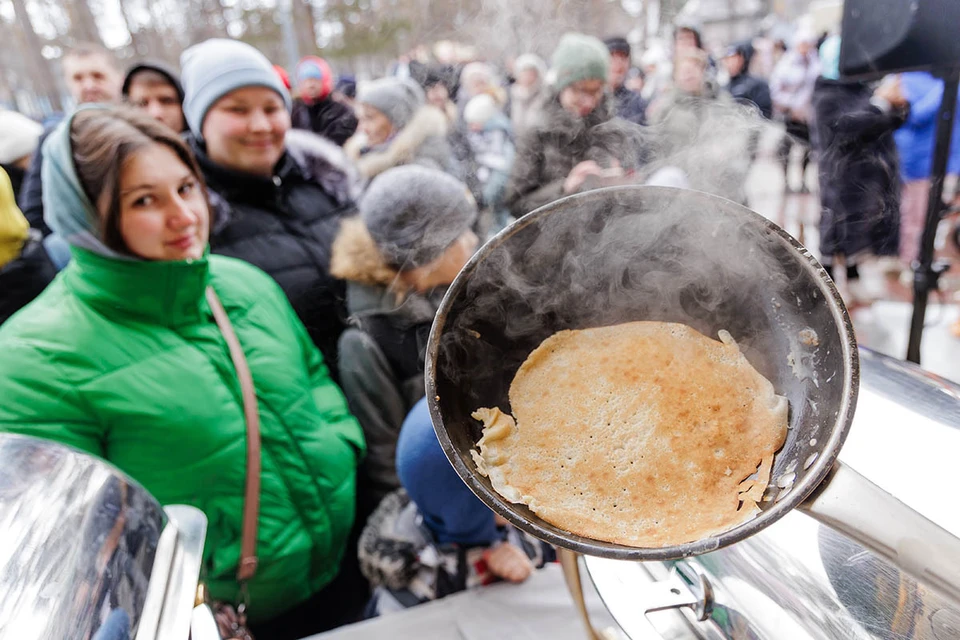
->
xmin=0 ymin=15 xmax=958 ymax=638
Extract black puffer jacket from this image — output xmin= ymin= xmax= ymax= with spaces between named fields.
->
xmin=812 ymin=78 xmax=906 ymax=263
xmin=0 ymin=235 xmax=56 ymax=325
xmin=291 ymin=96 xmax=359 ymax=146
xmin=505 ymin=94 xmax=649 ymax=218
xmin=190 ymin=131 xmax=358 ymax=373
xmin=613 ymin=84 xmax=648 ymax=126
xmin=727 ymin=72 xmax=773 ymax=119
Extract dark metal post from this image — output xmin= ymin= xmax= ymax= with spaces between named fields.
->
xmin=906 ymin=71 xmax=959 ymax=364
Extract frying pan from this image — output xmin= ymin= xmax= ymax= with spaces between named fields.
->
xmin=425 ymin=186 xmax=960 ymax=603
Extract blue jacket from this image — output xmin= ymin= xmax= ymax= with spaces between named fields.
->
xmin=894 ymin=72 xmax=960 ymax=181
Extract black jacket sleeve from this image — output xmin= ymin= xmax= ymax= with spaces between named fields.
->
xmin=19 ymin=143 xmax=49 ymax=236
xmin=322 ymin=101 xmax=359 ymax=147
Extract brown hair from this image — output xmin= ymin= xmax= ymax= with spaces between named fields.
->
xmin=70 ymin=106 xmax=208 ymax=254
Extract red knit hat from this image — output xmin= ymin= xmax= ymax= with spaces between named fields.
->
xmin=295 ymin=56 xmax=333 ymax=100
xmin=272 ymin=64 xmax=292 ymax=90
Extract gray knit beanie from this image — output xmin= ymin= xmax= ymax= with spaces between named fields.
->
xmin=550 ymin=33 xmax=611 ymax=92
xmin=357 ymin=77 xmax=425 ymax=130
xmin=359 ymin=165 xmax=477 ymax=269
xmin=180 ymin=38 xmax=292 ymax=138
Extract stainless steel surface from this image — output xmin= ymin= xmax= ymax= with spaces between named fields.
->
xmin=585 ymin=559 xmax=709 ymax=640
xmin=0 ymin=434 xmax=207 ymax=640
xmin=136 ymin=505 xmax=207 ymax=640
xmin=0 ymin=434 xmax=164 ymax=639
xmin=799 ymin=461 xmax=960 ymax=605
xmin=427 ymin=185 xmax=860 ymax=561
xmin=588 ymin=349 xmax=960 ymax=639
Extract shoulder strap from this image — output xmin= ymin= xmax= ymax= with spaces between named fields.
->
xmin=206 ymin=286 xmax=261 ymax=583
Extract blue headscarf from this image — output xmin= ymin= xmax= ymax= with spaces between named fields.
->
xmin=41 ymin=105 xmax=130 ymax=259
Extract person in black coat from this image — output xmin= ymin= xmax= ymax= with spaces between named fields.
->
xmin=0 ymin=168 xmax=56 ymax=325
xmin=721 ymin=42 xmax=772 ymax=119
xmin=329 ymin=165 xmax=479 ymax=520
xmin=604 ymin=36 xmax=647 ymax=125
xmin=181 ymin=39 xmax=361 ymax=374
xmin=812 ymin=39 xmax=908 ymax=287
xmin=291 ymin=56 xmax=358 ymax=146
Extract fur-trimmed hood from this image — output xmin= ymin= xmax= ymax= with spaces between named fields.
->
xmin=330 ymin=216 xmax=399 ymax=288
xmin=344 ymin=105 xmax=451 ymax=180
xmin=330 ymin=216 xmax=444 ymax=324
xmin=285 ymin=127 xmax=362 ymax=205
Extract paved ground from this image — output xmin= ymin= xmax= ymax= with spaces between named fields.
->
xmin=744 ymin=130 xmax=960 ymax=383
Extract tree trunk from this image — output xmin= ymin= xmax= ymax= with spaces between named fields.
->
xmin=292 ymin=0 xmax=316 ymax=57
xmin=10 ymin=0 xmax=63 ymax=112
xmin=640 ymin=0 xmax=648 ymax=51
xmin=66 ymin=0 xmax=103 ymax=44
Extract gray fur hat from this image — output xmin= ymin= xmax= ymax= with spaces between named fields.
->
xmin=359 ymin=165 xmax=476 ymax=269
xmin=357 ymin=77 xmax=425 ymax=129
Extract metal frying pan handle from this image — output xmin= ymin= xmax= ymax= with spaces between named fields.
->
xmin=561 ymin=549 xmax=712 ymax=639
xmin=799 ymin=461 xmax=960 ymax=604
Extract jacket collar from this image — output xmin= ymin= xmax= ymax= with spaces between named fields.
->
xmin=65 ymin=246 xmax=211 ymax=327
xmin=190 ymin=136 xmax=302 ymax=202
xmin=538 ymin=93 xmax=615 ymax=137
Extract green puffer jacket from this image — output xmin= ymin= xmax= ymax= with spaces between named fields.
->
xmin=0 ymin=246 xmax=365 ymax=622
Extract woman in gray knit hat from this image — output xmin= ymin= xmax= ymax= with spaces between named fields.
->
xmin=329 ymin=165 xmax=478 ymax=520
xmin=504 ymin=33 xmax=650 ymax=219
xmin=345 ymin=77 xmax=461 ymax=184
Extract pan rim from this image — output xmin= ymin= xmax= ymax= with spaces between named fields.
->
xmin=425 ymin=185 xmax=860 ymax=560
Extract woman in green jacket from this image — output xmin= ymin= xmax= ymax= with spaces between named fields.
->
xmin=0 ymin=106 xmax=366 ymax=636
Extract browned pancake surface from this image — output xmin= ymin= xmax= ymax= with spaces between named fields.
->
xmin=473 ymin=321 xmax=788 ymax=547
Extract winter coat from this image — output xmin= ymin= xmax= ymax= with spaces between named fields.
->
xmin=509 ymin=83 xmax=549 ymax=138
xmin=770 ymin=50 xmax=820 ymax=123
xmin=0 ymin=166 xmax=28 ymax=268
xmin=894 ymin=71 xmax=960 ymax=181
xmin=466 ymin=113 xmax=516 ymax=214
xmin=0 ymin=235 xmax=56 ymax=325
xmin=292 ymin=96 xmax=359 ymax=147
xmin=613 ymin=84 xmax=648 ymax=126
xmin=1 ymin=163 xmax=25 ymax=205
xmin=330 ymin=218 xmax=441 ymax=381
xmin=330 ymin=217 xmax=440 ymax=511
xmin=812 ymin=78 xmax=905 ymax=262
xmin=192 ymin=130 xmax=357 ymax=373
xmin=344 ymin=105 xmax=460 ymax=184
xmin=726 ymin=72 xmax=773 ymax=119
xmin=18 ymin=126 xmax=56 ymax=236
xmin=0 ymin=246 xmax=365 ymax=622
xmin=505 ymin=94 xmax=648 ymax=218
xmin=0 ymin=167 xmax=54 ymax=323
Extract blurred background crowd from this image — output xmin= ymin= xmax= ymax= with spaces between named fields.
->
xmin=1 ymin=0 xmax=959 ymax=637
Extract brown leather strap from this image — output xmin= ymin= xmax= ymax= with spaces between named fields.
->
xmin=206 ymin=286 xmax=261 ymax=583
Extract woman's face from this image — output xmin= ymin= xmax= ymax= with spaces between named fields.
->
xmin=559 ymin=79 xmax=605 ymax=118
xmin=202 ymin=86 xmax=290 ymax=177
xmin=357 ymin=103 xmax=394 ymax=146
xmin=114 ymin=143 xmax=209 ymax=261
xmin=517 ymin=68 xmax=540 ymax=89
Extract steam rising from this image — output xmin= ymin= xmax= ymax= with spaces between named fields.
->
xmin=457 ymin=187 xmax=789 ymax=345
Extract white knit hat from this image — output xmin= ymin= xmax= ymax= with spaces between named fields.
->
xmin=463 ymin=94 xmax=500 ymax=125
xmin=0 ymin=110 xmax=43 ymax=165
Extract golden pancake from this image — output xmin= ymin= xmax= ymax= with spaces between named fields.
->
xmin=472 ymin=321 xmax=788 ymax=547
